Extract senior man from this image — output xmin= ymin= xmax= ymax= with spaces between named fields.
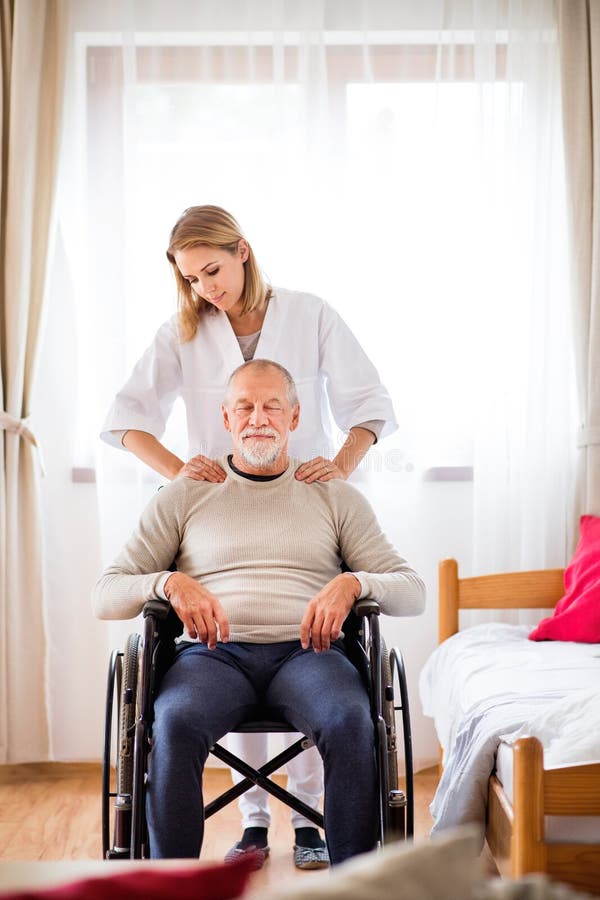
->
xmin=93 ymin=358 xmax=425 ymax=864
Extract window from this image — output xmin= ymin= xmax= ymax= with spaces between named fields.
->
xmin=65 ymin=30 xmax=565 ymax=482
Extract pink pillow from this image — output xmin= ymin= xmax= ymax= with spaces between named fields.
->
xmin=0 ymin=855 xmax=256 ymax=900
xmin=529 ymin=514 xmax=600 ymax=642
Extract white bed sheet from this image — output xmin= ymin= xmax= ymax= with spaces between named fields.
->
xmin=419 ymin=623 xmax=600 ymax=840
xmin=420 ymin=623 xmax=600 ymax=766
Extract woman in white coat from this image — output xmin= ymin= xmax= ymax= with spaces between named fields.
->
xmin=101 ymin=205 xmax=398 ymax=868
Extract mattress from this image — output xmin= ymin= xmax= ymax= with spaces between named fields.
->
xmin=420 ymin=623 xmax=600 ymax=764
xmin=419 ymin=623 xmax=600 ymax=839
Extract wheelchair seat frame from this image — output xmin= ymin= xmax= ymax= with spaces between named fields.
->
xmin=102 ymin=598 xmax=414 ymax=860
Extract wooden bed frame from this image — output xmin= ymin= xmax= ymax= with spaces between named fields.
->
xmin=438 ymin=558 xmax=600 ymax=895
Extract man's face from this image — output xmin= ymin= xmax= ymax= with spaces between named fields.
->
xmin=222 ymin=367 xmax=299 ymax=472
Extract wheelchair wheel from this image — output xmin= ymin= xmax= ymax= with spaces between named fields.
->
xmin=389 ymin=647 xmax=414 ymax=838
xmin=378 ymin=640 xmax=405 ymax=844
xmin=102 ymin=648 xmax=121 ymax=859
xmin=102 ymin=633 xmax=141 ymax=859
xmin=117 ymin=634 xmax=141 ymax=799
xmin=381 ymin=644 xmax=399 ymax=796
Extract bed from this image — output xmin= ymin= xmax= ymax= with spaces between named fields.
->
xmin=420 ymin=558 xmax=600 ymax=895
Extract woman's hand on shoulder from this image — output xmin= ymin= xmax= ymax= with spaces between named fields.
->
xmin=177 ymin=454 xmax=226 ymax=483
xmin=295 ymin=456 xmax=345 ymax=484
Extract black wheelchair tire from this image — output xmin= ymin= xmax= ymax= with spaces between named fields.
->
xmin=103 ymin=633 xmax=141 ymax=858
xmin=390 ymin=647 xmax=414 ymax=838
xmin=381 ymin=643 xmax=399 ymax=796
xmin=379 ymin=639 xmax=406 ymax=844
xmin=117 ymin=634 xmax=141 ymax=798
xmin=101 ymin=649 xmax=121 ymax=859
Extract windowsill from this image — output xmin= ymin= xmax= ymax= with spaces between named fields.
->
xmin=422 ymin=466 xmax=473 ymax=482
xmin=71 ymin=467 xmax=97 ymax=483
xmin=70 ymin=465 xmax=474 ymax=484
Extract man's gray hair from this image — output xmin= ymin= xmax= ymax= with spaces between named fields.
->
xmin=224 ymin=359 xmax=299 ymax=407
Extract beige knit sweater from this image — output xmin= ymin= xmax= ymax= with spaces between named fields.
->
xmin=92 ymin=457 xmax=425 ymax=642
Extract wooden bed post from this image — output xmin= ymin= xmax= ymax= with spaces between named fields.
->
xmin=438 ymin=558 xmax=459 ymax=644
xmin=512 ymin=737 xmax=547 ymax=876
xmin=437 ymin=559 xmax=459 ymax=776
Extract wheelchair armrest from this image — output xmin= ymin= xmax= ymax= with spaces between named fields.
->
xmin=352 ymin=598 xmax=381 ymax=617
xmin=142 ymin=598 xmax=171 ymax=619
xmin=143 ymin=598 xmax=379 ymax=623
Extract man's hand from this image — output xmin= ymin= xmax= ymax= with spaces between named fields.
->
xmin=295 ymin=456 xmax=345 ymax=484
xmin=164 ymin=572 xmax=229 ymax=649
xmin=177 ymin=454 xmax=226 ymax=483
xmin=300 ymin=573 xmax=362 ymax=652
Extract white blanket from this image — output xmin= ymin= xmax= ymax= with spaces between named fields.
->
xmin=419 ymin=623 xmax=600 ymax=839
xmin=500 ymin=687 xmax=600 ymax=769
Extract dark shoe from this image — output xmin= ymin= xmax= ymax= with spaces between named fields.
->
xmin=293 ymin=843 xmax=330 ymax=869
xmin=224 ymin=842 xmax=270 ymax=870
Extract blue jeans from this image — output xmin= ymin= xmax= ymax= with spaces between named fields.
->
xmin=146 ymin=640 xmax=377 ymax=864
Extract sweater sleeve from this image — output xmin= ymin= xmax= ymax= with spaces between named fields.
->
xmin=92 ymin=483 xmax=185 ymax=620
xmin=333 ymin=485 xmax=425 ymax=617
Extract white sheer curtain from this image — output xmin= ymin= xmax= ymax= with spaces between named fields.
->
xmin=465 ymin=3 xmax=577 ymax=586
xmin=557 ymin=0 xmax=600 ymax=524
xmin=36 ymin=0 xmax=575 ymax=767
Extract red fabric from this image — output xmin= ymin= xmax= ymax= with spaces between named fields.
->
xmin=529 ymin=514 xmax=600 ymax=642
xmin=0 ymin=855 xmax=257 ymax=900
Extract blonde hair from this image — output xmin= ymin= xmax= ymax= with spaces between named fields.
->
xmin=166 ymin=205 xmax=271 ymax=342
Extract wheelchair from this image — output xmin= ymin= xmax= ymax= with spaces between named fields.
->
xmin=102 ymin=597 xmax=414 ymax=860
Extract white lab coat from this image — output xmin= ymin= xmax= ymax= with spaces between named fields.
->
xmin=101 ymin=288 xmax=398 ymax=457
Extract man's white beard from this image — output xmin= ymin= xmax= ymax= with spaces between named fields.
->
xmin=240 ymin=429 xmax=281 ymax=469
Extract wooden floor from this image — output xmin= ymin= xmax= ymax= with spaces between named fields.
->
xmin=0 ymin=762 xmax=446 ymax=892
